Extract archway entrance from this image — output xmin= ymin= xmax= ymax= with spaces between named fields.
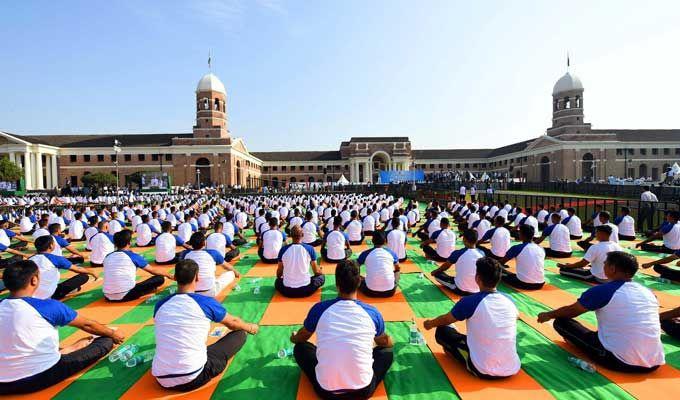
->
xmin=196 ymin=158 xmax=211 ymax=187
xmin=371 ymin=152 xmax=390 ymax=183
xmin=582 ymin=153 xmax=594 ymax=181
xmin=539 ymin=156 xmax=550 ymax=182
xmin=639 ymin=164 xmax=648 ymax=178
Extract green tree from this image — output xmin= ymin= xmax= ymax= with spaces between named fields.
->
xmin=81 ymin=172 xmax=117 ymax=188
xmin=0 ymin=155 xmax=23 ymax=182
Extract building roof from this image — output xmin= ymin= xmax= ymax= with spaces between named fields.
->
xmin=16 ymin=133 xmax=192 ymax=147
xmin=411 ymin=149 xmax=491 ymax=160
xmin=553 ymin=71 xmax=583 ymax=95
xmin=592 ymin=129 xmax=680 ymax=142
xmin=196 ymin=73 xmax=226 ymax=94
xmin=348 ymin=136 xmax=410 ymax=143
xmin=486 ymin=138 xmax=535 ymax=157
xmin=250 ymin=151 xmax=342 ymax=162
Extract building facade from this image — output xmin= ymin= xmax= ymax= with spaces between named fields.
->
xmin=1 ymin=67 xmax=679 ymax=190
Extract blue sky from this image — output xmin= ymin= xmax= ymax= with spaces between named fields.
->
xmin=1 ymin=1 xmax=679 ymax=151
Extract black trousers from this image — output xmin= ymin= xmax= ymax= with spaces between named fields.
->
xmin=67 ymin=255 xmax=85 ymax=264
xmin=654 ymin=264 xmax=680 ymax=282
xmin=107 ymin=276 xmax=165 ymax=302
xmin=553 ymin=318 xmax=660 ymax=373
xmin=421 ymin=245 xmax=447 ymax=262
xmin=10 ymin=240 xmax=28 ymax=249
xmin=321 ymin=247 xmax=352 ymax=263
xmin=363 ymin=231 xmax=374 ymax=237
xmin=661 ymin=319 xmax=680 ymax=340
xmin=576 ymin=240 xmax=593 ymax=252
xmin=0 ymin=337 xmax=113 ymax=394
xmin=476 ymin=245 xmax=503 ymax=261
xmin=224 ymin=248 xmax=240 ymax=262
xmin=275 ymin=275 xmax=325 ymax=298
xmin=432 ymin=272 xmax=473 ymax=296
xmin=155 ymin=255 xmax=180 ymax=265
xmin=435 ymin=325 xmax=506 ymax=379
xmin=303 ymin=239 xmax=323 ymax=247
xmin=349 ymin=238 xmax=364 ymax=246
xmin=232 ymin=238 xmax=247 ymax=246
xmin=165 ymin=330 xmax=247 ymax=392
xmin=544 ymin=248 xmax=573 ymax=258
xmin=52 ymin=273 xmax=90 ymax=300
xmin=569 ymin=235 xmax=583 ymax=240
xmin=558 ymin=267 xmax=602 ymax=283
xmin=416 ymin=231 xmax=430 ymax=242
xmin=257 ymin=247 xmax=279 ymax=264
xmin=638 ymin=206 xmax=655 ymax=233
xmin=501 ymin=270 xmax=544 ymax=290
xmin=294 ymin=341 xmax=393 ymax=400
xmin=0 ymin=255 xmax=23 ymax=268
xmin=619 ymin=234 xmax=636 ymax=241
xmin=639 ymin=243 xmax=676 ymax=254
xmin=359 ymin=272 xmax=399 ymax=298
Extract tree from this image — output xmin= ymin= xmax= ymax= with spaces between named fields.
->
xmin=0 ymin=156 xmax=23 ymax=182
xmin=81 ymin=172 xmax=117 ymax=188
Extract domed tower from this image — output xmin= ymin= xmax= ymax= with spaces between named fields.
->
xmin=193 ymin=72 xmax=229 ymax=140
xmin=547 ymin=69 xmax=591 ymax=137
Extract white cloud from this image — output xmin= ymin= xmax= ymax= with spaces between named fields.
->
xmin=255 ymin=0 xmax=287 ymax=15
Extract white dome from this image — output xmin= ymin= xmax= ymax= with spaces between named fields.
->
xmin=552 ymin=71 xmax=583 ymax=95
xmin=196 ymin=73 xmax=226 ymax=94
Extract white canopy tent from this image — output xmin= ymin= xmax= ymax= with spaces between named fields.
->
xmin=337 ymin=174 xmax=350 ymax=185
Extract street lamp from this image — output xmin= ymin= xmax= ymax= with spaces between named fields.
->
xmin=113 ymin=140 xmax=121 ymax=195
xmin=196 ymin=168 xmax=201 ymax=190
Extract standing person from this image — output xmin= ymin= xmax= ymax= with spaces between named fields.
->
xmin=356 ymin=231 xmax=400 ymax=298
xmin=290 ymin=260 xmax=394 ymax=399
xmin=424 ymin=257 xmax=520 ymax=379
xmin=470 ymin=185 xmax=477 ymax=202
xmin=275 ymin=226 xmax=325 ymax=298
xmin=459 ymin=185 xmax=467 ymax=202
xmin=0 ymin=261 xmax=124 ymax=394
xmin=485 ymin=186 xmax=494 ymax=203
xmin=152 ymin=259 xmax=258 ymax=391
xmin=639 ymin=185 xmax=659 ymax=233
xmin=538 ymin=251 xmax=665 ymax=373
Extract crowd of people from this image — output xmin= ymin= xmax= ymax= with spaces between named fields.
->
xmin=0 ymin=190 xmax=678 ymax=398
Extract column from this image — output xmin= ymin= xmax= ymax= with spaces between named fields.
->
xmin=34 ymin=152 xmax=44 ymax=189
xmin=366 ymin=161 xmax=372 ymax=183
xmin=45 ymin=158 xmax=52 ymax=189
xmin=364 ymin=161 xmax=370 ymax=183
xmin=354 ymin=162 xmax=360 ymax=183
xmin=23 ymin=151 xmax=32 ymax=190
xmin=8 ymin=152 xmax=15 ymax=164
xmin=51 ymin=155 xmax=58 ymax=189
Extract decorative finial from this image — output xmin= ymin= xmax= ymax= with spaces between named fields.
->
xmin=208 ymin=50 xmax=212 ymax=71
xmin=567 ymin=52 xmax=570 ymax=69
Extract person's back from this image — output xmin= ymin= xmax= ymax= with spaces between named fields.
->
xmin=489 ymin=226 xmax=510 ymax=257
xmin=346 ymin=219 xmax=363 ymax=241
xmin=103 ymin=250 xmax=145 ymax=300
xmin=28 ymin=253 xmax=70 ymax=299
xmin=432 ymin=228 xmax=456 ymax=258
xmin=177 ymin=222 xmax=193 ymax=243
xmin=155 ymin=232 xmax=179 ymax=263
xmin=565 ymin=214 xmax=583 ymax=237
xmin=358 ymin=247 xmax=397 ymax=292
xmin=325 ymin=230 xmax=347 ymax=260
xmin=511 ymin=242 xmax=545 ymax=284
xmin=280 ymin=243 xmax=315 ymax=288
xmin=662 ymin=222 xmax=680 ymax=250
xmin=136 ymin=223 xmax=152 ymax=246
xmin=262 ymin=229 xmax=285 ymax=259
xmin=206 ymin=232 xmax=229 ymax=257
xmin=362 ymin=214 xmax=376 ymax=232
xmin=386 ymin=229 xmax=406 ymax=260
xmin=450 ymin=248 xmax=484 ymax=293
xmin=182 ymin=249 xmax=219 ymax=292
xmin=301 ymin=221 xmax=319 ymax=244
xmin=585 ymin=241 xmax=623 ymax=281
xmin=90 ymin=231 xmax=115 ymax=265
xmin=547 ymin=223 xmax=571 ymax=252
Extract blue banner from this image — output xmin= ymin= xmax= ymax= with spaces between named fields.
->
xmin=379 ymin=170 xmax=424 ymax=183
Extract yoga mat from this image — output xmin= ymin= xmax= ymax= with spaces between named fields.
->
xmin=260 ymin=290 xmax=322 ymax=325
xmin=210 ymin=325 xmax=302 ymax=400
xmin=233 ymin=253 xmax=261 ymax=275
xmin=399 ymin=273 xmax=453 ymax=318
xmin=222 ymin=277 xmax=276 ymax=324
xmin=357 ymin=289 xmax=414 ymax=322
xmin=320 ymin=274 xmax=337 ymax=301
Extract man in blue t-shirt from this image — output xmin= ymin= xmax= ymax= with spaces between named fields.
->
xmin=290 ymin=259 xmax=393 ymax=399
xmin=276 ymin=226 xmax=324 ymax=298
xmin=0 ymin=261 xmax=124 ymax=394
xmin=357 ymin=231 xmax=400 ymax=298
xmin=538 ymin=251 xmax=665 ymax=372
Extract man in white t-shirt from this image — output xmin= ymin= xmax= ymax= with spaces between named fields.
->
xmin=431 ymin=229 xmax=484 ymax=295
xmin=275 ymin=226 xmax=325 ymax=298
xmin=290 ymin=260 xmax=393 ymax=399
xmin=563 ymin=208 xmax=583 ymax=239
xmin=180 ymin=232 xmax=239 ymax=298
xmin=344 ymin=211 xmax=364 ymax=245
xmin=322 ymin=217 xmax=351 ymax=263
xmin=614 ymin=207 xmax=636 ymax=241
xmin=636 ymin=211 xmax=680 ymax=254
xmin=386 ymin=218 xmax=407 ymax=262
xmin=534 ymin=213 xmax=573 ymax=258
xmin=578 ymin=211 xmax=619 ymax=251
xmin=152 ymin=259 xmax=258 ymax=391
xmin=420 ymin=217 xmax=456 ymax=262
xmin=558 ymin=225 xmax=623 ymax=283
xmin=67 ymin=212 xmax=87 ymax=241
xmin=498 ymin=225 xmax=545 ymax=290
xmin=357 ymin=231 xmax=400 ymax=298
xmin=301 ymin=211 xmax=323 ymax=247
xmin=539 ymin=251 xmax=664 ymax=373
xmin=476 ymin=216 xmax=510 ymax=260
xmin=88 ymin=221 xmax=115 ymax=268
xmin=424 ymin=257 xmax=520 ymax=379
xmin=155 ymin=221 xmax=190 ymax=264
xmin=0 ymin=261 xmax=124 ymax=394
xmin=206 ymin=221 xmax=240 ymax=262
xmin=259 ymin=218 xmax=287 ymax=264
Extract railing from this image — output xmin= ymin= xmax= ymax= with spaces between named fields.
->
xmin=506 ymin=181 xmax=680 ymax=201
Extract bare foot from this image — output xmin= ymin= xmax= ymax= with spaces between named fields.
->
xmin=60 ymin=336 xmax=94 ymax=354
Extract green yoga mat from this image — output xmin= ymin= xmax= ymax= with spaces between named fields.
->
xmin=385 ymin=321 xmax=459 ymax=399
xmin=113 ymin=283 xmax=178 ymax=325
xmin=210 ymin=325 xmax=302 ymax=400
xmin=222 ymin=276 xmax=276 ymax=323
xmin=54 ymin=325 xmax=156 ymax=400
xmin=234 ymin=253 xmax=260 ymax=275
xmin=399 ymin=273 xmax=452 ymax=318
xmin=321 ymin=274 xmax=338 ymax=301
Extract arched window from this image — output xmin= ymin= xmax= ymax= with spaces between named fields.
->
xmin=308 ymin=176 xmax=315 ymax=183
xmin=575 ymin=96 xmax=581 ymax=108
xmin=214 ymin=98 xmax=220 ymax=111
xmin=582 ymin=153 xmax=594 ymax=181
xmin=203 ymin=99 xmax=209 ymax=110
xmin=564 ymin=97 xmax=571 ymax=109
xmin=553 ymin=99 xmax=558 ymax=112
xmin=539 ymin=156 xmax=550 ymax=182
xmin=639 ymin=164 xmax=648 ymax=178
xmin=326 ymin=175 xmax=333 ymax=183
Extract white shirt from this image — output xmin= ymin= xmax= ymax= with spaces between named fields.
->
xmin=103 ymin=250 xmax=149 ymax=300
xmin=89 ymin=232 xmax=115 ymax=264
xmin=584 ymin=241 xmax=623 ymax=280
xmin=29 ymin=253 xmax=73 ymax=299
xmin=640 ymin=191 xmax=658 ymax=202
xmin=346 ymin=220 xmax=363 ymax=241
xmin=431 ymin=228 xmax=456 ymax=258
xmin=68 ymin=219 xmax=85 ymax=240
xmin=505 ymin=243 xmax=545 ymax=284
xmin=155 ymin=232 xmax=180 ymax=263
xmin=447 ymin=248 xmax=484 ymax=293
xmin=386 ymin=229 xmax=407 ymax=260
xmin=362 ymin=215 xmax=376 ymax=232
xmin=358 ymin=247 xmax=398 ymax=291
xmin=279 ymin=243 xmax=317 ymax=288
xmin=19 ymin=216 xmax=34 ymax=233
xmin=563 ymin=215 xmax=583 ymax=237
xmin=136 ymin=223 xmax=153 ymax=246
xmin=325 ymin=230 xmax=348 ymax=260
xmin=262 ymin=229 xmax=285 ymax=260
xmin=206 ymin=232 xmax=231 ymax=258
xmin=301 ymin=221 xmax=319 ymax=244
xmin=177 ymin=222 xmax=194 ymax=243
xmin=475 ymin=219 xmax=491 ymax=241
xmin=616 ymin=215 xmax=636 ymax=237
xmin=486 ymin=227 xmax=511 ymax=257
xmin=546 ymin=223 xmax=572 ymax=253
xmin=182 ymin=249 xmax=224 ymax=293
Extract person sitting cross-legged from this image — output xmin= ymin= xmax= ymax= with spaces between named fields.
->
xmin=533 ymin=213 xmax=572 ymax=258
xmin=475 ymin=216 xmax=511 ymax=261
xmin=301 ymin=211 xmax=323 ymax=247
xmin=420 ymin=217 xmax=456 ymax=262
xmin=48 ymin=223 xmax=85 ymax=264
xmin=259 ymin=217 xmax=287 ymax=264
xmin=558 ymin=225 xmax=623 ymax=283
xmin=424 ymin=257 xmax=521 ymax=379
xmin=29 ymin=235 xmax=98 ymax=300
xmin=615 ymin=207 xmax=637 ymax=241
xmin=275 ymin=226 xmax=325 ymax=298
xmin=155 ymin=221 xmax=191 ymax=265
xmin=290 ymin=259 xmax=394 ymax=399
xmin=562 ymin=208 xmax=583 ymax=240
xmin=357 ymin=231 xmax=400 ymax=298
xmin=660 ymin=306 xmax=680 ymax=340
xmin=538 ymin=251 xmax=665 ymax=373
xmin=206 ymin=221 xmax=240 ymax=262
xmin=0 ymin=261 xmax=125 ymax=395
xmin=635 ymin=210 xmax=680 ymax=254
xmin=151 ymin=259 xmax=258 ymax=392
xmin=321 ymin=216 xmax=352 ymax=263
xmin=103 ymin=229 xmax=173 ymax=302
xmin=181 ymin=232 xmax=239 ymax=298
xmin=386 ymin=217 xmax=408 ymax=263
xmin=641 ymin=249 xmax=680 ymax=283
xmin=577 ymin=211 xmax=619 ymax=252
xmin=498 ymin=225 xmax=546 ymax=290
xmin=431 ymin=229 xmax=484 ymax=296
xmin=88 ymin=220 xmax=115 ymax=268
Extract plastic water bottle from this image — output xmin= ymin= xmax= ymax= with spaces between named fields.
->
xmin=168 ymin=286 xmax=177 ymax=295
xmin=418 ymin=272 xmax=425 ymax=279
xmin=277 ymin=347 xmax=294 ymax=358
xmin=409 ymin=319 xmax=420 ymax=345
xmin=117 ymin=344 xmax=140 ymax=362
xmin=253 ymin=286 xmax=261 ymax=295
xmin=252 ymin=277 xmax=262 ymax=285
xmin=145 ymin=294 xmax=160 ymax=304
xmin=567 ymin=356 xmax=596 ymax=373
xmin=657 ymin=277 xmax=672 ymax=284
xmin=234 ymin=284 xmax=242 ymax=292
xmin=125 ymin=350 xmax=154 ymax=367
xmin=108 ymin=344 xmax=132 ymax=362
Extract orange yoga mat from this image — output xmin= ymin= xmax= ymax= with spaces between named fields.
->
xmin=417 ymin=319 xmax=552 ymax=400
xmin=245 ymin=261 xmax=279 ymax=277
xmin=296 ymin=374 xmax=387 ymax=400
xmin=260 ymin=290 xmax=322 ymax=325
xmin=3 ymin=324 xmax=146 ymax=400
xmin=357 ymin=289 xmax=413 ymax=322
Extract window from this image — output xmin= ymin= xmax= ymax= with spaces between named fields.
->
xmin=138 ymin=154 xmax=145 ymax=161
xmin=640 ymin=149 xmax=647 ymax=155
xmin=455 ymin=163 xmax=460 ymax=168
xmin=464 ymin=163 xmax=470 ymax=168
xmin=152 ymin=154 xmax=159 ymax=161
xmin=272 ymin=166 xmax=278 ymax=172
xmin=429 ymin=164 xmax=434 ymax=169
xmin=111 ymin=154 xmax=117 ymax=162
xmin=628 ymin=149 xmax=634 ymax=155
xmin=97 ymin=155 xmax=104 ymax=162
xmin=290 ymin=166 xmax=296 ymax=171
xmin=124 ymin=154 xmax=131 ymax=162
xmin=70 ymin=175 xmax=77 ymax=185
xmin=69 ymin=155 xmax=77 ymax=162
xmin=676 ymin=148 xmax=680 ymax=155
xmin=473 ymin=163 xmax=478 ymax=168
xmin=446 ymin=164 xmax=452 ymax=169
xmin=652 ymin=148 xmax=658 ymax=155
xmin=438 ymin=164 xmax=444 ymax=169
xmin=264 ymin=166 xmax=270 ymax=172
xmin=308 ymin=165 xmax=313 ymax=171
xmin=616 ymin=149 xmax=623 ymax=156
xmin=83 ymin=155 xmax=91 ymax=162
xmin=281 ymin=166 xmax=287 ymax=172
xmin=664 ymin=148 xmax=670 ymax=155
xmin=317 ymin=165 xmax=323 ymax=171
xmin=165 ymin=154 xmax=172 ymax=161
